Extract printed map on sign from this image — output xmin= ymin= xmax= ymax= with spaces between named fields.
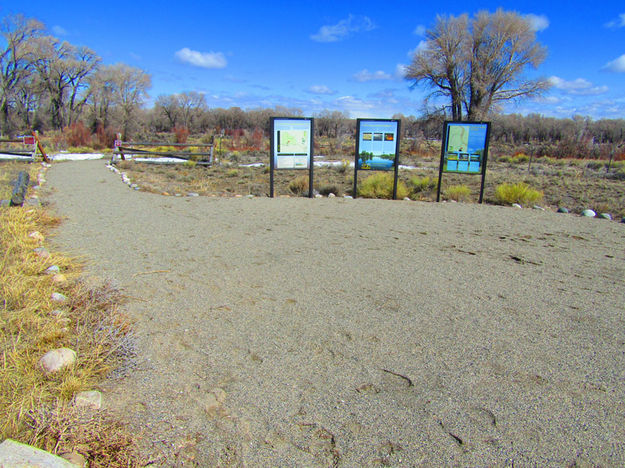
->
xmin=279 ymin=130 xmax=308 ymax=154
xmin=447 ymin=125 xmax=469 ymax=152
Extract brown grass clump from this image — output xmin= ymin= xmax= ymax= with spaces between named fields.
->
xmin=0 ymin=205 xmax=141 ymax=466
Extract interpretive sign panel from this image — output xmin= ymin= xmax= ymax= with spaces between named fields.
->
xmin=437 ymin=121 xmax=491 ymax=203
xmin=441 ymin=122 xmax=489 ymax=174
xmin=356 ymin=120 xmax=399 ymax=170
xmin=272 ymin=118 xmax=312 ymax=169
xmin=353 ymin=118 xmax=401 ymax=199
xmin=269 ymin=117 xmax=314 ymax=198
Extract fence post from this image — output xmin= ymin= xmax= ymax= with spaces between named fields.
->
xmin=10 ymin=171 xmax=30 ymax=206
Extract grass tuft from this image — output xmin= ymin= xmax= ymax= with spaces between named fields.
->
xmin=358 ymin=172 xmax=408 ymax=199
xmin=495 ymin=182 xmax=544 ymax=206
xmin=443 ymin=184 xmax=471 ymax=202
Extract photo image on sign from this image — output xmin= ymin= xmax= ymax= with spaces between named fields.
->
xmin=443 ymin=123 xmax=488 ymax=173
xmin=277 ymin=130 xmax=308 ymax=155
xmin=357 ymin=121 xmax=398 ymax=170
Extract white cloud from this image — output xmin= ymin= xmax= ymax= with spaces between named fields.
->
xmin=334 ymin=95 xmax=376 ymax=117
xmin=353 ymin=69 xmax=392 ymax=82
xmin=524 ymin=14 xmax=549 ymax=32
xmin=605 ymin=13 xmax=625 ymax=28
xmin=413 ymin=24 xmax=426 ymax=36
xmin=548 ymin=76 xmax=609 ymax=95
xmin=52 ymin=25 xmax=68 ymax=36
xmin=602 ymin=54 xmax=625 ymax=73
xmin=310 ymin=15 xmax=376 ymax=42
xmin=175 ymin=48 xmax=227 ymax=69
xmin=395 ymin=63 xmax=409 ymax=79
xmin=307 ymin=85 xmax=335 ymax=95
xmin=407 ymin=40 xmax=428 ymax=58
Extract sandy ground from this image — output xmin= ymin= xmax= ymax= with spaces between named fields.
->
xmin=46 ymin=160 xmax=625 ymax=466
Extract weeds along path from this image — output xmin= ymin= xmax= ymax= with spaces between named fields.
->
xmin=46 ymin=160 xmax=625 ymax=466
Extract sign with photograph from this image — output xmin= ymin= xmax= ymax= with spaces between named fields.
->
xmin=356 ymin=120 xmax=399 ymax=170
xmin=441 ymin=122 xmax=489 ymax=174
xmin=272 ymin=118 xmax=312 ymax=170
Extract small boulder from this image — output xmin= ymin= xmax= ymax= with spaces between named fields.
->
xmin=51 ymin=292 xmax=68 ymax=303
xmin=344 ymin=195 xmax=353 ymax=199
xmin=598 ymin=213 xmax=612 ymax=220
xmin=74 ymin=390 xmax=102 ymax=410
xmin=403 ymin=197 xmax=411 ymax=201
xmin=39 ymin=348 xmax=76 ymax=374
xmin=187 ymin=192 xmax=200 ymax=197
xmin=34 ymin=247 xmax=50 ymax=259
xmin=533 ymin=205 xmax=545 ymax=211
xmin=557 ymin=207 xmax=569 ymax=213
xmin=29 ymin=231 xmax=45 ymax=242
xmin=581 ymin=209 xmax=596 ymax=217
xmin=315 ymin=194 xmax=323 ymax=198
xmin=60 ymin=451 xmax=87 ymax=467
xmin=45 ymin=265 xmax=60 ymax=275
xmin=512 ymin=203 xmax=522 ymax=209
xmin=0 ymin=439 xmax=77 ymax=467
xmin=328 ymin=193 xmax=336 ymax=198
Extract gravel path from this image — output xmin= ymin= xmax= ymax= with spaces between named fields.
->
xmin=47 ymin=160 xmax=625 ymax=466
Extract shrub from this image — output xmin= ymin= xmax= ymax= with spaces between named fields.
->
xmin=358 ymin=172 xmax=408 ymax=199
xmin=93 ymin=125 xmax=116 ymax=150
xmin=226 ymin=169 xmax=239 ymax=177
xmin=288 ymin=175 xmax=309 ymax=195
xmin=443 ymin=184 xmax=471 ymax=202
xmin=318 ymin=184 xmax=340 ymax=196
xmin=410 ymin=175 xmax=438 ymax=193
xmin=63 ymin=122 xmax=91 ymax=147
xmin=173 ymin=126 xmax=189 ymax=144
xmin=495 ymin=182 xmax=543 ymax=205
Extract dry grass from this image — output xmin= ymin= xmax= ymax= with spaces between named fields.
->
xmin=114 ymin=156 xmax=625 ymax=218
xmin=0 ymin=201 xmax=142 ymax=465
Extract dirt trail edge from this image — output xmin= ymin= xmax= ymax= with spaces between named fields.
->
xmin=47 ymin=160 xmax=625 ymax=466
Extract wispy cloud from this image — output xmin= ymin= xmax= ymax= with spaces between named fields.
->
xmin=605 ymin=13 xmax=625 ymax=28
xmin=524 ymin=14 xmax=549 ymax=32
xmin=407 ymin=41 xmax=428 ymax=58
xmin=395 ymin=64 xmax=409 ymax=79
xmin=175 ymin=48 xmax=227 ymax=69
xmin=51 ymin=25 xmax=68 ymax=36
xmin=310 ymin=15 xmax=376 ymax=42
xmin=548 ymin=76 xmax=608 ymax=95
xmin=413 ymin=24 xmax=426 ymax=36
xmin=353 ymin=69 xmax=392 ymax=82
xmin=307 ymin=85 xmax=335 ymax=95
xmin=602 ymin=54 xmax=625 ymax=72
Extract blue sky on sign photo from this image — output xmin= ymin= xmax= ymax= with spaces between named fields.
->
xmin=5 ymin=0 xmax=625 ymax=119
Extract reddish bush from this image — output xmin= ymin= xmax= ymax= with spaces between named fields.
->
xmin=63 ymin=122 xmax=91 ymax=147
xmin=173 ymin=126 xmax=189 ymax=144
xmin=93 ymin=125 xmax=116 ymax=149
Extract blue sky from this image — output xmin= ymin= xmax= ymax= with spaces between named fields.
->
xmin=4 ymin=0 xmax=625 ymax=119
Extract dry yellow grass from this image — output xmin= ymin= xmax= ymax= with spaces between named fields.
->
xmin=0 ymin=201 xmax=142 ymax=466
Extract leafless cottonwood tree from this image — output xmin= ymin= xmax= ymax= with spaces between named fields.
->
xmin=405 ymin=9 xmax=550 ymax=121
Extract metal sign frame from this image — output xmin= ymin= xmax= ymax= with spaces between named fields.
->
xmin=353 ymin=118 xmax=401 ymax=199
xmin=269 ymin=117 xmax=314 ymax=198
xmin=436 ymin=121 xmax=491 ymax=203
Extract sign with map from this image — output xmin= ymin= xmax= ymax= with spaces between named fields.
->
xmin=356 ymin=120 xmax=399 ymax=170
xmin=442 ymin=122 xmax=489 ymax=174
xmin=272 ymin=118 xmax=312 ymax=169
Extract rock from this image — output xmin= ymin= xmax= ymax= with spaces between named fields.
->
xmin=187 ymin=192 xmax=199 ymax=197
xmin=130 ymin=183 xmax=138 ymax=189
xmin=621 ymin=217 xmax=625 ymax=224
xmin=581 ymin=209 xmax=596 ymax=217
xmin=246 ymin=194 xmax=254 ymax=199
xmin=74 ymin=390 xmax=102 ymax=410
xmin=344 ymin=195 xmax=353 ymax=199
xmin=162 ymin=192 xmax=170 ymax=196
xmin=328 ymin=193 xmax=336 ymax=198
xmin=51 ymin=292 xmax=68 ymax=303
xmin=0 ymin=439 xmax=77 ymax=467
xmin=26 ymin=198 xmax=41 ymax=206
xmin=533 ymin=205 xmax=545 ymax=211
xmin=60 ymin=451 xmax=87 ymax=467
xmin=38 ymin=348 xmax=76 ymax=374
xmin=51 ymin=309 xmax=65 ymax=317
xmin=52 ymin=273 xmax=67 ymax=284
xmin=557 ymin=207 xmax=569 ymax=213
xmin=203 ymin=388 xmax=227 ymax=413
xmin=45 ymin=265 xmax=60 ymax=275
xmin=314 ymin=194 xmax=323 ymax=198
xmin=29 ymin=231 xmax=45 ymax=242
xmin=34 ymin=247 xmax=50 ymax=258
xmin=512 ymin=203 xmax=522 ymax=209
xmin=598 ymin=213 xmax=612 ymax=220
xmin=403 ymin=197 xmax=411 ymax=201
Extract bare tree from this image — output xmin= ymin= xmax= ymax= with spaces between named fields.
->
xmin=0 ymin=14 xmax=43 ymax=135
xmin=110 ymin=63 xmax=151 ymax=139
xmin=155 ymin=94 xmax=180 ymax=130
xmin=406 ymin=9 xmax=550 ymax=121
